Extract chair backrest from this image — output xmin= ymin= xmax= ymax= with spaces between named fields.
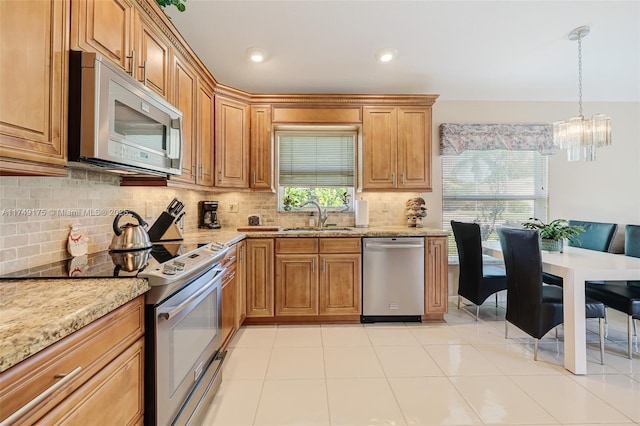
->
xmin=625 ymin=224 xmax=640 ymax=258
xmin=451 ymin=221 xmax=483 ymax=289
xmin=497 ymin=227 xmax=544 ymax=337
xmin=568 ymin=220 xmax=618 ymax=252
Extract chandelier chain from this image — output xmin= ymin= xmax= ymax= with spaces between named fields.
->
xmin=577 ymin=34 xmax=583 ymax=118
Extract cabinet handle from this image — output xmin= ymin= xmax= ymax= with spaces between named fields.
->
xmin=392 ymin=172 xmax=396 ymax=186
xmin=311 ymin=258 xmax=315 ymax=273
xmin=401 ymin=172 xmax=405 ymax=186
xmin=126 ymin=50 xmax=136 ymax=76
xmin=2 ymin=366 xmax=82 ymax=425
xmin=253 ymin=171 xmax=256 ymax=186
xmin=139 ymin=61 xmax=147 ymax=85
xmin=218 ymin=170 xmax=222 ymax=182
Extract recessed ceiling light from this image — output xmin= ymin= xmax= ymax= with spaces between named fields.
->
xmin=246 ymin=47 xmax=267 ymax=63
xmin=375 ymin=48 xmax=397 ymax=63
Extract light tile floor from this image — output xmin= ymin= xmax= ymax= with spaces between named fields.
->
xmin=201 ymin=302 xmax=639 ymax=425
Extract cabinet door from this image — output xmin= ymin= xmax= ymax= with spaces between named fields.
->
xmin=0 ymin=0 xmax=68 ymax=175
xmin=397 ymin=106 xmax=432 ymax=190
xmin=215 ymin=97 xmax=249 ymax=188
xmin=170 ymin=53 xmax=197 ymax=184
xmin=319 ymin=254 xmax=361 ymax=315
xmin=425 ymin=237 xmax=448 ymax=315
xmin=362 ymin=106 xmax=397 ymax=189
xmin=71 ymin=0 xmax=134 ymax=73
xmin=250 ymin=105 xmax=272 ymax=189
xmin=236 ymin=241 xmax=247 ymax=327
xmin=275 ymin=255 xmax=319 ymax=316
xmin=221 ymin=270 xmax=237 ymax=346
xmin=134 ymin=11 xmax=170 ymax=99
xmin=196 ymin=78 xmax=215 ymax=186
xmin=36 ymin=338 xmax=144 ymax=425
xmin=246 ymin=239 xmax=274 ymax=317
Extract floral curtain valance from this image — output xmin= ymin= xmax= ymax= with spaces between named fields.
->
xmin=439 ymin=123 xmax=556 ymax=156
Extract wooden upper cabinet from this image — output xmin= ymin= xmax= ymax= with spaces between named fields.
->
xmin=215 ymin=96 xmax=249 ymax=188
xmin=362 ymin=106 xmax=398 ymax=189
xmin=170 ymin=53 xmax=197 ymax=184
xmin=197 ymin=78 xmax=215 ymax=186
xmin=362 ymin=106 xmax=432 ymax=191
xmin=0 ymin=0 xmax=68 ymax=176
xmin=397 ymin=107 xmax=432 ymax=190
xmin=71 ymin=0 xmax=134 ymax=74
xmin=250 ymin=105 xmax=272 ymax=189
xmin=134 ymin=10 xmax=171 ymax=99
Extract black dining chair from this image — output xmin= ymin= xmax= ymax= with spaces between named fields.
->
xmin=543 ymin=220 xmax=618 ymax=287
xmin=585 ymin=224 xmax=640 ymax=359
xmin=451 ymin=221 xmax=508 ymax=321
xmin=497 ymin=227 xmax=606 ymax=363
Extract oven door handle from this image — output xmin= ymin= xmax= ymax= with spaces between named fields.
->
xmin=158 ymin=267 xmax=226 ymax=321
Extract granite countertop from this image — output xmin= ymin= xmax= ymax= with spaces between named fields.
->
xmin=0 ymin=278 xmax=149 ymax=373
xmin=185 ymin=226 xmax=448 ymax=240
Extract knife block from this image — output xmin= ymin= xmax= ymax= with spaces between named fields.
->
xmin=148 ymin=212 xmax=182 ymax=242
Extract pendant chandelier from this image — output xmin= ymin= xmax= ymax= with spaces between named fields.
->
xmin=553 ymin=25 xmax=611 ymax=162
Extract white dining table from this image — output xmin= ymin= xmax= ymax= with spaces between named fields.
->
xmin=482 ymin=241 xmax=640 ymax=374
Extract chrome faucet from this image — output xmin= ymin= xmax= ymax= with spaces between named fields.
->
xmin=299 ymin=200 xmax=328 ymax=227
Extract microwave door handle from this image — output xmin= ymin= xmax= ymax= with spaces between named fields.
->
xmin=168 ymin=118 xmax=183 ymax=168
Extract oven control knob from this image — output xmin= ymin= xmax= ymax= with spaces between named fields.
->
xmin=162 ymin=265 xmax=177 ymax=275
xmin=172 ymin=260 xmax=186 ymax=271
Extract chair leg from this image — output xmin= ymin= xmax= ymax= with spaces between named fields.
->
xmin=476 ymin=305 xmax=479 ymax=321
xmin=555 ymin=327 xmax=558 ymax=339
xmin=505 ymin=321 xmax=508 ymax=339
xmin=599 ymin=318 xmax=604 ymax=365
xmin=458 ymin=295 xmax=461 ymax=310
xmin=495 ymin=293 xmax=498 ymax=307
xmin=534 ymin=338 xmax=539 ymax=361
xmin=634 ymin=318 xmax=637 ymax=337
xmin=629 ymin=315 xmax=634 ymax=360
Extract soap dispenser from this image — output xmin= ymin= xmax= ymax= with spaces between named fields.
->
xmin=67 ymin=224 xmax=88 ymax=257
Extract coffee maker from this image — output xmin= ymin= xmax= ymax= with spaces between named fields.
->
xmin=198 ymin=201 xmax=221 ymax=229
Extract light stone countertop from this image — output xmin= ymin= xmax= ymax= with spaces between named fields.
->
xmin=0 ymin=278 xmax=149 ymax=373
xmin=184 ymin=226 xmax=448 ymax=241
xmin=0 ymin=226 xmax=447 ymax=373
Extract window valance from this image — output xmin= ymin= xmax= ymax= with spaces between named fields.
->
xmin=439 ymin=123 xmax=555 ymax=156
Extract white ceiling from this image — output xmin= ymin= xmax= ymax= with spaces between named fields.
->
xmin=165 ymin=1 xmax=640 ymax=102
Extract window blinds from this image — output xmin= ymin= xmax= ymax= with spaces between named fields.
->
xmin=278 ymin=132 xmax=355 ymax=186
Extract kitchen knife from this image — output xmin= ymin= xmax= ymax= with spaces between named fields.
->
xmin=173 ymin=202 xmax=184 ymax=216
xmin=166 ymin=198 xmax=179 ymax=215
xmin=174 ymin=211 xmax=186 ymax=224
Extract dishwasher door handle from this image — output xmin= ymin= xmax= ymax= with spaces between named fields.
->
xmin=365 ymin=243 xmax=424 ymax=249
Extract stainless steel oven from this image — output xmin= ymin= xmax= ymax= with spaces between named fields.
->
xmin=141 ymin=243 xmax=229 ymax=426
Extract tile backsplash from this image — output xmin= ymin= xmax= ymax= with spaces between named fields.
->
xmin=1 ymin=171 xmax=429 ymax=274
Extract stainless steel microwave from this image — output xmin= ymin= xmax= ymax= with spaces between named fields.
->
xmin=68 ymin=50 xmax=182 ymax=176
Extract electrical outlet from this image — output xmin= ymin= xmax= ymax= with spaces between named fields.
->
xmin=382 ymin=203 xmax=390 ymax=212
xmin=229 ymin=203 xmax=239 ymax=213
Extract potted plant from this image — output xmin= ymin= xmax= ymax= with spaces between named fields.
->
xmin=521 ymin=218 xmax=584 ymax=252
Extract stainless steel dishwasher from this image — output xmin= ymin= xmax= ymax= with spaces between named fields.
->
xmin=362 ymin=237 xmax=425 ymax=323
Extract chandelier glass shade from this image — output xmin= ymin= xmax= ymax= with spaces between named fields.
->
xmin=552 ymin=26 xmax=611 ymax=162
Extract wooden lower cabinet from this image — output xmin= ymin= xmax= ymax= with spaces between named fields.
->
xmin=275 ymin=254 xmax=319 ymax=316
xmin=35 ymin=338 xmax=144 ymax=425
xmin=0 ymin=297 xmax=145 ymax=424
xmin=424 ymin=236 xmax=449 ymax=319
xmin=319 ymin=254 xmax=361 ymax=315
xmin=221 ymin=267 xmax=237 ymax=346
xmin=245 ymin=239 xmax=274 ymax=318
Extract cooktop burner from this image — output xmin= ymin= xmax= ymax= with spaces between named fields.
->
xmin=0 ymin=242 xmax=211 ymax=280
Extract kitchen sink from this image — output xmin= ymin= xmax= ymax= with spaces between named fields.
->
xmin=281 ymin=227 xmax=354 ymax=231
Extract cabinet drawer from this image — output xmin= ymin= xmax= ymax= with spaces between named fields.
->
xmin=276 ymin=238 xmax=318 ymax=254
xmin=222 ymin=244 xmax=238 ymax=268
xmin=0 ymin=297 xmax=144 ymax=424
xmin=319 ymin=238 xmax=361 ymax=254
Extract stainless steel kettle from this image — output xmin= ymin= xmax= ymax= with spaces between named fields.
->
xmin=110 ymin=248 xmax=152 ymax=275
xmin=109 ymin=210 xmax=153 ymax=251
